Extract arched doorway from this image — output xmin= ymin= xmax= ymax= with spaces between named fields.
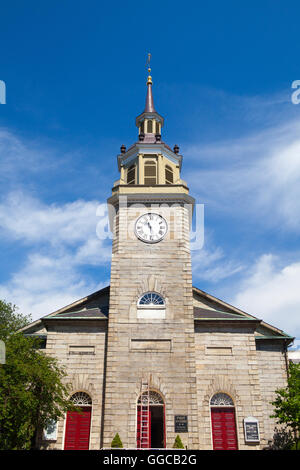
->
xmin=137 ymin=391 xmax=165 ymax=449
xmin=210 ymin=393 xmax=238 ymax=450
xmin=64 ymin=392 xmax=92 ymax=450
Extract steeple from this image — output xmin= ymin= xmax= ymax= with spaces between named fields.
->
xmin=135 ymin=55 xmax=164 ymax=142
xmin=144 ymin=66 xmax=155 ymax=113
xmin=113 ymin=59 xmax=189 ymax=196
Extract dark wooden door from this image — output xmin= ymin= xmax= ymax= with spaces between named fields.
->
xmin=211 ymin=407 xmax=238 ymax=450
xmin=64 ymin=407 xmax=91 ymax=450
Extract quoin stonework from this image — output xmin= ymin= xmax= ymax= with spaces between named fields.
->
xmin=21 ymin=67 xmax=293 ymax=450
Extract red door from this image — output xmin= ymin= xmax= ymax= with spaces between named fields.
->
xmin=64 ymin=407 xmax=91 ymax=450
xmin=211 ymin=408 xmax=238 ymax=450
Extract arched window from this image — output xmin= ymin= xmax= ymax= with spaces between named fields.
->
xmin=127 ymin=165 xmax=136 ymax=185
xmin=165 ymin=165 xmax=173 ymax=184
xmin=210 ymin=393 xmax=234 ymax=407
xmin=147 ymin=120 xmax=153 ymax=133
xmin=155 ymin=121 xmax=160 ymax=135
xmin=138 ymin=390 xmax=164 ymax=405
xmin=137 ymin=292 xmax=166 ymax=319
xmin=70 ymin=392 xmax=92 ymax=406
xmin=144 ymin=160 xmax=157 ymax=185
xmin=140 ymin=121 xmax=144 ymax=134
xmin=138 ymin=292 xmax=165 ymax=306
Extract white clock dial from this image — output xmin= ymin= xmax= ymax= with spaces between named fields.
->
xmin=135 ymin=213 xmax=168 ymax=243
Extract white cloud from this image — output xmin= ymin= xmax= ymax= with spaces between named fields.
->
xmin=0 ymin=252 xmax=107 ymax=319
xmin=185 ymin=119 xmax=300 ymax=231
xmin=192 ymin=245 xmax=244 ymax=282
xmin=0 ymin=191 xmax=102 ymax=245
xmin=0 ymin=191 xmax=111 ymax=319
xmin=230 ymin=254 xmax=300 ymax=339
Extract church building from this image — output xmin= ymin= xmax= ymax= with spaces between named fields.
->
xmin=21 ymin=67 xmax=293 ymax=450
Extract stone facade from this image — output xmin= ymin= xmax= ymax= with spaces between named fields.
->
xmin=40 ymin=321 xmax=107 ymax=449
xmin=102 ymin=201 xmax=199 ymax=449
xmin=29 ymin=287 xmax=291 ymax=450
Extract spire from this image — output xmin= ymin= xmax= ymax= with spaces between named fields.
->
xmin=135 ymin=53 xmax=164 ymax=137
xmin=144 ymin=57 xmax=156 ymax=113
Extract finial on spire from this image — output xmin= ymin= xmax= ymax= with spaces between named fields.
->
xmin=146 ymin=52 xmax=152 ymax=85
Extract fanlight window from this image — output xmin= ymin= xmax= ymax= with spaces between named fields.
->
xmin=210 ymin=393 xmax=234 ymax=407
xmin=70 ymin=392 xmax=92 ymax=406
xmin=138 ymin=391 xmax=164 ymax=405
xmin=138 ymin=292 xmax=165 ymax=307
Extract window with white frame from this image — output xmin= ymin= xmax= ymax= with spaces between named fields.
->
xmin=137 ymin=292 xmax=166 ymax=319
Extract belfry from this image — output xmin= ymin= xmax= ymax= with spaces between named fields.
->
xmin=22 ymin=64 xmax=293 ymax=450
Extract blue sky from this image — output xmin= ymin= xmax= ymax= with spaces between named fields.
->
xmin=0 ymin=1 xmax=299 ymax=347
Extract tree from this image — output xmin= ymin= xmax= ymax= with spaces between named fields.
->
xmin=173 ymin=434 xmax=184 ymax=449
xmin=0 ymin=300 xmax=76 ymax=450
xmin=111 ymin=433 xmax=123 ymax=448
xmin=271 ymin=361 xmax=300 ymax=450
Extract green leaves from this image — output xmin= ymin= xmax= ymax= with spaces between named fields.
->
xmin=0 ymin=299 xmax=76 ymax=449
xmin=270 ymin=362 xmax=300 ymax=450
xmin=111 ymin=433 xmax=123 ymax=448
xmin=173 ymin=435 xmax=184 ymax=449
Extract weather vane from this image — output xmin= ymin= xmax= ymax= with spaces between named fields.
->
xmin=146 ymin=52 xmax=151 ymax=73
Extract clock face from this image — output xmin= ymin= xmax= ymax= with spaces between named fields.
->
xmin=135 ymin=213 xmax=168 ymax=243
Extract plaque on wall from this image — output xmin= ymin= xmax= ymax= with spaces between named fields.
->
xmin=43 ymin=419 xmax=57 ymax=441
xmin=174 ymin=415 xmax=188 ymax=433
xmin=244 ymin=417 xmax=260 ymax=442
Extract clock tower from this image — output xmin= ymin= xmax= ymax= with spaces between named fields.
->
xmin=102 ymin=66 xmax=199 ymax=449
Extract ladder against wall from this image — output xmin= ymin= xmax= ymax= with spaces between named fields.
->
xmin=137 ymin=379 xmax=151 ymax=448
xmin=137 ymin=378 xmax=165 ymax=449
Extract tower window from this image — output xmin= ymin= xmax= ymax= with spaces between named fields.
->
xmin=155 ymin=121 xmax=160 ymax=134
xmin=165 ymin=165 xmax=173 ymax=184
xmin=144 ymin=160 xmax=157 ymax=185
xmin=127 ymin=165 xmax=136 ymax=184
xmin=138 ymin=292 xmax=165 ymax=306
xmin=140 ymin=121 xmax=144 ymax=134
xmin=147 ymin=120 xmax=153 ymax=133
xmin=137 ymin=292 xmax=166 ymax=319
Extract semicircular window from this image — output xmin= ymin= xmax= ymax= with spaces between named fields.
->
xmin=138 ymin=292 xmax=165 ymax=307
xmin=70 ymin=392 xmax=92 ymax=406
xmin=210 ymin=393 xmax=234 ymax=407
xmin=138 ymin=391 xmax=164 ymax=405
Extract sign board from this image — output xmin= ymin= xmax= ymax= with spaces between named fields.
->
xmin=244 ymin=417 xmax=260 ymax=442
xmin=0 ymin=340 xmax=5 ymax=364
xmin=43 ymin=420 xmax=57 ymax=441
xmin=174 ymin=415 xmax=188 ymax=433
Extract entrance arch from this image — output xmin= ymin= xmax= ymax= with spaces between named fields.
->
xmin=64 ymin=392 xmax=92 ymax=450
xmin=210 ymin=393 xmax=238 ymax=450
xmin=137 ymin=391 xmax=165 ymax=449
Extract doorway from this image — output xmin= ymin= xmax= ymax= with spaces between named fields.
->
xmin=210 ymin=393 xmax=238 ymax=450
xmin=137 ymin=391 xmax=165 ymax=448
xmin=64 ymin=407 xmax=91 ymax=450
xmin=64 ymin=392 xmax=92 ymax=450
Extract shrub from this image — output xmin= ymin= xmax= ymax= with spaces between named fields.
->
xmin=111 ymin=433 xmax=123 ymax=448
xmin=173 ymin=435 xmax=184 ymax=449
